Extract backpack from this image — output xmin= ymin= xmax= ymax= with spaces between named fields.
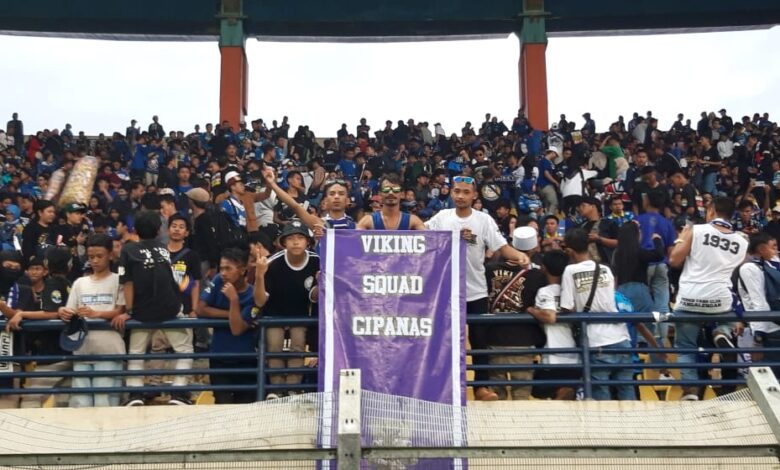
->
xmin=211 ymin=201 xmax=247 ymax=253
xmin=734 ymin=259 xmax=780 ymax=311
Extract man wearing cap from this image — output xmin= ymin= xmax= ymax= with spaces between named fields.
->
xmin=765 ymin=204 xmax=780 ymax=242
xmin=221 ymin=171 xmax=248 ymax=229
xmin=10 ymin=248 xmax=73 ymax=407
xmin=186 ymin=188 xmax=220 ymax=279
xmin=568 ymin=196 xmax=617 ymax=266
xmin=55 ymin=202 xmax=90 ymax=280
xmin=484 ymin=226 xmax=547 ymax=400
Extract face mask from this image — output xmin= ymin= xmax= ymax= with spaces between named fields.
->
xmin=0 ymin=267 xmax=23 ymax=287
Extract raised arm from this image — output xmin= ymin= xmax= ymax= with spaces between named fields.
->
xmin=669 ymin=225 xmax=693 ymax=269
xmin=262 ymin=168 xmax=322 ymax=229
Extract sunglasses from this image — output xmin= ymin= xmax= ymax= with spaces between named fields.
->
xmin=453 ymin=176 xmax=475 ymax=184
xmin=380 ymin=186 xmax=403 ymax=194
xmin=324 ymin=179 xmax=347 ymax=186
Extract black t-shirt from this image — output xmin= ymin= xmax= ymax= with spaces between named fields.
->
xmin=632 ymin=182 xmax=671 ymax=214
xmin=701 ymin=147 xmax=721 ymax=174
xmin=263 ymin=250 xmax=319 ymax=317
xmin=673 ymin=183 xmax=702 ymax=219
xmin=119 ymin=240 xmax=181 ymax=322
xmin=655 ymin=152 xmax=681 ymax=177
xmin=30 ymin=275 xmax=71 ymax=360
xmin=54 ymin=222 xmax=90 ymax=280
xmin=485 ymin=264 xmax=546 ymax=347
xmin=21 ymin=222 xmax=54 ymax=267
xmin=169 ymin=247 xmax=202 ymax=314
xmin=193 ymin=211 xmax=220 ymax=268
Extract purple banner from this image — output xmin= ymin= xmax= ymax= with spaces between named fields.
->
xmin=319 ymin=229 xmax=467 ymax=453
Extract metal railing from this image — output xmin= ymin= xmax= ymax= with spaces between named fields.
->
xmin=0 ymin=311 xmax=778 ymax=401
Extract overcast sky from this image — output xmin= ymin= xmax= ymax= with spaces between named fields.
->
xmin=1 ymin=26 xmax=777 ymax=136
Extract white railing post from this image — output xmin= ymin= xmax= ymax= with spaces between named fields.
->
xmin=747 ymin=366 xmax=780 ymax=444
xmin=337 ymin=369 xmax=361 ymax=470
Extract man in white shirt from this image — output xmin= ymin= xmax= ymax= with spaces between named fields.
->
xmin=561 ymin=162 xmax=597 ymax=216
xmin=426 ymin=175 xmax=530 ymax=401
xmin=559 ymin=228 xmax=635 ymax=400
xmin=737 ymin=232 xmax=780 ymax=376
xmin=670 ymin=196 xmax=749 ymax=400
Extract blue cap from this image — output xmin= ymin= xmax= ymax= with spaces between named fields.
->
xmin=59 ymin=317 xmax=88 ymax=352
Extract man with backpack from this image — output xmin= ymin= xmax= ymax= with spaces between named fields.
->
xmin=736 ymin=232 xmax=780 ymax=376
xmin=221 ymin=171 xmax=248 ymax=230
xmin=213 ymin=171 xmax=249 ymax=254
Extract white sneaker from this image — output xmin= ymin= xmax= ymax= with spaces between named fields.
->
xmin=659 ymin=373 xmax=674 ymax=381
xmin=681 ymin=394 xmax=700 ymax=401
xmin=265 ymin=393 xmax=280 ymax=400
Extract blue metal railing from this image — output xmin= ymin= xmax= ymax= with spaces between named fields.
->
xmin=0 ymin=311 xmax=778 ymax=401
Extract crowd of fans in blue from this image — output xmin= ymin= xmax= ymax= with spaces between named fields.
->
xmin=0 ymin=108 xmax=778 ymax=407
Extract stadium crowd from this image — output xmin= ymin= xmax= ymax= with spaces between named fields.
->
xmin=0 ymin=108 xmax=779 ymax=407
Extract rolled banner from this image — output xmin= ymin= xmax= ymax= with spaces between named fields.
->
xmin=58 ymin=156 xmax=98 ymax=208
xmin=43 ymin=168 xmax=66 ymax=202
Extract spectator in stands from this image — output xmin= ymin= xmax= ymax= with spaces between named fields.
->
xmin=221 ymin=171 xmax=248 ymax=229
xmin=6 ymin=248 xmax=73 ymax=407
xmin=357 ymin=173 xmax=426 ymax=230
xmin=670 ymin=196 xmax=749 ymax=400
xmin=560 ymin=228 xmax=635 ymax=400
xmin=59 ymin=234 xmax=126 ymax=407
xmin=185 ymin=188 xmax=219 ymax=278
xmin=200 ymin=247 xmax=259 ymax=404
xmin=426 ymin=175 xmax=531 ymax=401
xmin=527 ymin=249 xmax=579 ymax=400
xmin=738 ymin=233 xmax=780 ymax=376
xmin=21 ymin=199 xmax=57 ymax=266
xmin=486 ymin=227 xmax=546 ymax=400
xmin=537 ymin=149 xmax=560 ymax=215
xmin=0 ymin=107 xmax=777 ymax=404
xmin=636 ymin=189 xmax=676 ymax=319
xmin=569 ymin=196 xmax=617 ymax=265
xmin=113 ymin=210 xmax=191 ymax=406
xmin=255 ymin=220 xmax=319 ymax=398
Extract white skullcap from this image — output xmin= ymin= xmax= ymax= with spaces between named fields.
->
xmin=512 ymin=226 xmax=538 ymax=252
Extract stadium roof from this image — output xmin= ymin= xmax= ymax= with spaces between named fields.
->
xmin=2 ymin=0 xmax=779 ymax=41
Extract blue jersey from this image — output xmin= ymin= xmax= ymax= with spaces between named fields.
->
xmin=200 ymin=275 xmax=257 ymax=353
xmin=221 ymin=196 xmax=247 ymax=228
xmin=323 ymin=213 xmax=356 ymax=230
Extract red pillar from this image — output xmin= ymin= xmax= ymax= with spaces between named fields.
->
xmin=519 ymin=42 xmax=549 ymax=131
xmin=219 ymin=46 xmax=248 ymax=130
